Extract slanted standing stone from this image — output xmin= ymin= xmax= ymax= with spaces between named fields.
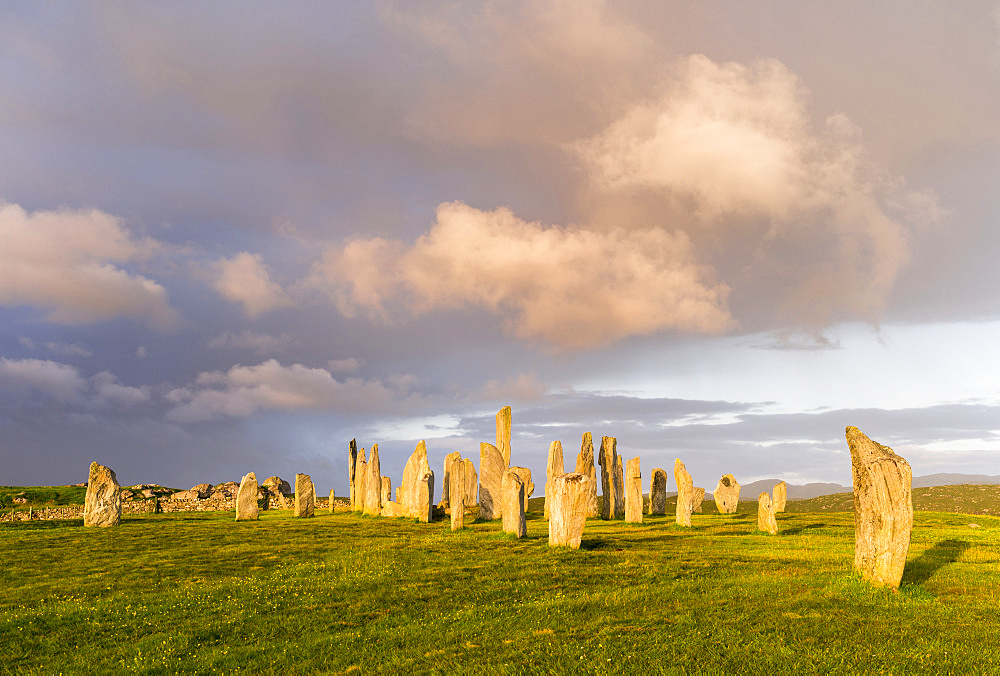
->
xmin=329 ymin=489 xmax=336 ymax=513
xmin=363 ymin=445 xmax=382 ymax=516
xmin=598 ymin=436 xmax=619 ymax=520
xmin=294 ymin=473 xmax=315 ymax=518
xmin=501 ymin=468 xmax=527 ymax=538
xmin=441 ymin=451 xmax=462 ymax=508
xmin=758 ymin=491 xmax=778 ymax=535
xmin=848 ymin=426 xmax=913 ymax=589
xmin=463 ymin=458 xmax=478 ymax=506
xmin=714 ymin=474 xmax=740 ymax=514
xmin=495 ymin=405 xmax=512 ymax=467
xmin=548 ymin=473 xmax=590 ymax=549
xmin=235 ymin=472 xmax=259 ymax=521
xmin=544 ymin=440 xmax=564 ymax=519
xmin=773 ymin=481 xmax=787 ymax=513
xmin=575 ymin=433 xmax=599 ymax=517
xmin=451 ymin=459 xmax=466 ymax=531
xmin=401 ymin=440 xmax=432 ymax=519
xmin=84 ymin=461 xmax=121 ymax=527
xmin=348 ymin=438 xmax=359 ymax=510
xmin=649 ymin=468 xmax=667 ymax=515
xmin=479 ymin=442 xmax=506 ymax=520
xmin=674 ymin=459 xmax=693 ymax=527
xmin=510 ymin=466 xmax=534 ymax=514
xmin=380 ymin=477 xmax=391 ymax=506
xmin=690 ymin=487 xmax=705 ymax=514
xmin=624 ymin=457 xmax=643 ymax=524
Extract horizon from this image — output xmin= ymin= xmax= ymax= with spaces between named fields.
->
xmin=2 ymin=3 xmax=999 ymax=494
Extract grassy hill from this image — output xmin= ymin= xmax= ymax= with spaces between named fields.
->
xmin=2 ymin=507 xmax=999 ymax=671
xmin=784 ymin=484 xmax=1000 ymax=515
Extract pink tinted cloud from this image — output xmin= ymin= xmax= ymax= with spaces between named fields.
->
xmin=212 ymin=252 xmax=294 ymax=318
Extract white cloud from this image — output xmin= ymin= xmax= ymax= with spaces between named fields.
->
xmin=0 ymin=202 xmax=179 ymax=328
xmin=165 ymin=359 xmax=398 ymax=422
xmin=208 ymin=330 xmax=296 ymax=355
xmin=0 ymin=357 xmax=87 ymax=402
xmin=477 ymin=373 xmax=548 ymax=402
xmin=90 ymin=371 xmax=150 ymax=406
xmin=310 ymin=201 xmax=732 ymax=350
xmin=212 ymin=252 xmax=295 ymax=318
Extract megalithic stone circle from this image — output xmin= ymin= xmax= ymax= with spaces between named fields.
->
xmin=624 ymin=456 xmax=643 ymax=524
xmin=575 ymin=433 xmax=599 ymax=517
xmin=348 ymin=438 xmax=358 ymax=510
xmin=598 ymin=436 xmax=619 ymax=520
xmin=713 ymin=474 xmax=740 ymax=514
xmin=495 ymin=405 xmax=512 ymax=468
xmin=84 ymin=461 xmax=121 ymax=527
xmin=690 ymin=487 xmax=705 ymax=513
xmin=757 ymin=491 xmax=778 ymax=535
xmin=463 ymin=458 xmax=478 ymax=506
xmin=548 ymin=473 xmax=590 ymax=549
xmin=649 ymin=468 xmax=667 ymax=515
xmin=235 ymin=472 xmax=259 ymax=521
xmin=451 ymin=459 xmax=466 ymax=531
xmin=363 ymin=445 xmax=382 ymax=516
xmin=501 ymin=468 xmax=526 ymax=538
xmin=479 ymin=442 xmax=505 ymax=520
xmin=772 ymin=481 xmax=787 ymax=513
xmin=295 ymin=473 xmax=315 ymax=518
xmin=544 ymin=440 xmax=564 ymax=519
xmin=674 ymin=459 xmax=693 ymax=527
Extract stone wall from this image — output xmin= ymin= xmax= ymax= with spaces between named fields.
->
xmin=1 ymin=495 xmax=342 ymax=521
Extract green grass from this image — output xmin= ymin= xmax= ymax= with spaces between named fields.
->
xmin=0 ymin=485 xmax=88 ymax=510
xmin=2 ymin=507 xmax=999 ymax=673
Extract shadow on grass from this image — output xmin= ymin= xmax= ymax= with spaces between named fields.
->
xmin=902 ymin=538 xmax=970 ymax=586
xmin=1 ymin=518 xmax=85 ymax=530
xmin=780 ymin=523 xmax=827 ymax=536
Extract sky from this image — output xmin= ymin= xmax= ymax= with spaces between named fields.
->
xmin=2 ymin=1 xmax=1000 ymax=495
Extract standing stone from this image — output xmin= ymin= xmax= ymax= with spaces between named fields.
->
xmin=713 ymin=474 xmax=740 ymax=514
xmin=690 ymin=487 xmax=705 ymax=513
xmin=441 ymin=451 xmax=462 ymax=508
xmin=598 ymin=436 xmax=619 ymax=520
xmin=329 ymin=489 xmax=336 ymax=513
xmin=348 ymin=438 xmax=359 ymax=510
xmin=848 ymin=426 xmax=913 ymax=589
xmin=510 ymin=466 xmax=534 ymax=514
xmin=501 ymin=468 xmax=527 ymax=538
xmin=613 ymin=452 xmax=625 ymax=519
xmin=294 ymin=473 xmax=315 ymax=518
xmin=758 ymin=491 xmax=778 ymax=535
xmin=544 ymin=440 xmax=564 ymax=519
xmin=624 ymin=457 xmax=643 ymax=524
xmin=380 ymin=476 xmax=391 ymax=506
xmin=495 ymin=405 xmax=512 ymax=468
xmin=575 ymin=433 xmax=599 ymax=517
xmin=235 ymin=472 xmax=259 ymax=521
xmin=773 ymin=481 xmax=787 ymax=513
xmin=84 ymin=461 xmax=121 ymax=527
xmin=451 ymin=460 xmax=466 ymax=531
xmin=479 ymin=442 xmax=506 ymax=520
xmin=548 ymin=473 xmax=590 ymax=549
xmin=416 ymin=471 xmax=435 ymax=523
xmin=649 ymin=468 xmax=668 ymax=515
xmin=363 ymin=445 xmax=382 ymax=516
xmin=674 ymin=459 xmax=693 ymax=527
xmin=463 ymin=458 xmax=478 ymax=506
xmin=401 ymin=440 xmax=431 ymax=519
xmin=354 ymin=452 xmax=367 ymax=513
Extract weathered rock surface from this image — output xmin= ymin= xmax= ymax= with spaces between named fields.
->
xmin=758 ymin=491 xmax=778 ymax=535
xmin=598 ymin=436 xmax=619 ymax=520
xmin=354 ymin=454 xmax=367 ymax=513
xmin=848 ymin=426 xmax=913 ymax=589
xmin=479 ymin=442 xmax=506 ymax=520
xmin=649 ymin=468 xmax=667 ymax=515
xmin=380 ymin=501 xmax=403 ymax=518
xmin=348 ymin=438 xmax=359 ymax=510
xmin=191 ymin=483 xmax=213 ymax=499
xmin=294 ymin=473 xmax=315 ymax=518
xmin=496 ymin=405 xmax=512 ymax=468
xmin=575 ymin=433 xmax=599 ymax=517
xmin=772 ymin=481 xmax=787 ymax=513
xmin=544 ymin=440 xmax=564 ymax=519
xmin=401 ymin=440 xmax=431 ymax=519
xmin=714 ymin=474 xmax=741 ymax=514
xmin=84 ymin=461 xmax=121 ymax=527
xmin=509 ymin=466 xmax=534 ymax=514
xmin=363 ymin=445 xmax=382 ymax=516
xmin=171 ymin=489 xmax=200 ymax=501
xmin=441 ymin=451 xmax=462 ymax=508
xmin=235 ymin=472 xmax=259 ymax=521
xmin=329 ymin=489 xmax=336 ymax=513
xmin=463 ymin=458 xmax=478 ymax=506
xmin=263 ymin=476 xmax=292 ymax=496
xmin=451 ymin=459 xmax=466 ymax=531
xmin=416 ymin=471 xmax=434 ymax=523
xmin=380 ymin=476 xmax=391 ymax=506
xmin=690 ymin=487 xmax=705 ymax=513
xmin=613 ymin=453 xmax=624 ymax=519
xmin=624 ymin=457 xmax=642 ymax=524
xmin=548 ymin=473 xmax=590 ymax=549
xmin=674 ymin=459 xmax=693 ymax=527
xmin=501 ymin=468 xmax=526 ymax=538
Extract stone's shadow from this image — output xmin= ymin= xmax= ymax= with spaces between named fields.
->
xmin=580 ymin=539 xmax=615 ymax=551
xmin=780 ymin=523 xmax=826 ymax=536
xmin=902 ymin=539 xmax=970 ymax=586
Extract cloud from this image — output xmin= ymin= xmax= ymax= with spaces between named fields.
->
xmin=477 ymin=373 xmax=548 ymax=403
xmin=212 ymin=252 xmax=294 ymax=318
xmin=45 ymin=342 xmax=93 ymax=358
xmin=0 ymin=202 xmax=179 ymax=328
xmin=327 ymin=358 xmax=362 ymax=373
xmin=310 ymin=201 xmax=733 ymax=350
xmin=165 ymin=359 xmax=398 ymax=422
xmin=208 ymin=330 xmax=296 ymax=355
xmin=90 ymin=371 xmax=150 ymax=407
xmin=575 ymin=55 xmax=944 ymax=329
xmin=0 ymin=357 xmax=87 ymax=403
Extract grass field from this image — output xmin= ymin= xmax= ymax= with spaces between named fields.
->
xmin=2 ymin=503 xmax=999 ymax=673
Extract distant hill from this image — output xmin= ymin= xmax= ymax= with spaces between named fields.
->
xmin=784 ymin=484 xmax=1000 ymax=516
xmin=911 ymin=473 xmax=1000 ymax=487
xmin=739 ymin=474 xmax=1000 ymax=500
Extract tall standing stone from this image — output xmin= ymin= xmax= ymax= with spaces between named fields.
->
xmin=501 ymin=468 xmax=527 ymax=538
xmin=235 ymin=472 xmax=259 ymax=521
xmin=348 ymin=438 xmax=359 ymax=511
xmin=649 ymin=468 xmax=667 ymax=515
xmin=401 ymin=441 xmax=431 ymax=519
xmin=495 ymin=405 xmax=512 ymax=468
xmin=380 ymin=476 xmax=391 ymax=506
xmin=674 ymin=459 xmax=693 ymax=527
xmin=441 ymin=451 xmax=462 ymax=508
xmin=598 ymin=436 xmax=619 ymax=520
xmin=575 ymin=433 xmax=599 ymax=517
xmin=84 ymin=461 xmax=121 ymax=527
xmin=690 ymin=487 xmax=705 ymax=513
xmin=463 ymin=458 xmax=478 ymax=506
xmin=758 ymin=491 xmax=778 ymax=534
xmin=479 ymin=442 xmax=506 ymax=520
xmin=544 ymin=440 xmax=564 ymax=519
xmin=416 ymin=471 xmax=435 ymax=523
xmin=613 ymin=452 xmax=624 ymax=519
xmin=451 ymin=459 xmax=466 ymax=531
xmin=773 ymin=481 xmax=787 ymax=513
xmin=713 ymin=474 xmax=740 ymax=514
xmin=510 ymin=466 xmax=534 ymax=514
xmin=624 ymin=457 xmax=643 ymax=524
xmin=363 ymin=445 xmax=382 ymax=516
xmin=294 ymin=473 xmax=315 ymax=518
xmin=329 ymin=489 xmax=336 ymax=513
xmin=847 ymin=426 xmax=913 ymax=589
xmin=354 ymin=451 xmax=367 ymax=513
xmin=548 ymin=473 xmax=590 ymax=549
